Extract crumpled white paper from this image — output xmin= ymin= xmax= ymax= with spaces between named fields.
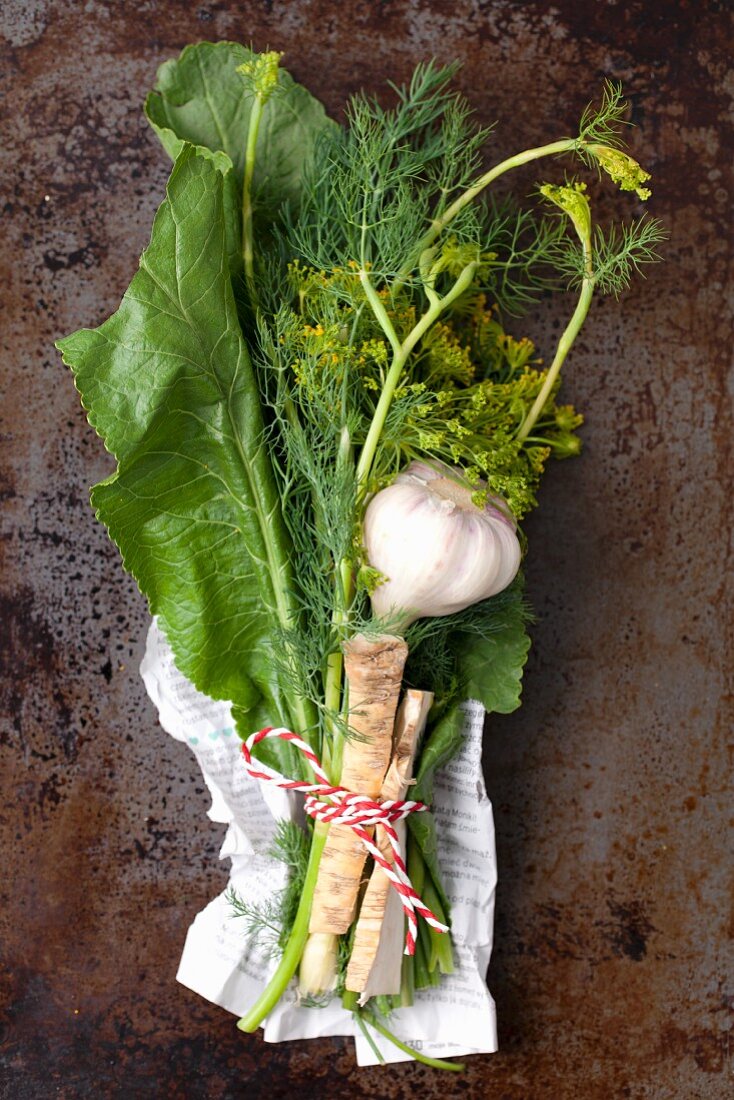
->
xmin=140 ymin=620 xmax=498 ymax=1065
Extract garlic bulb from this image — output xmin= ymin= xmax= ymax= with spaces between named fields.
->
xmin=363 ymin=460 xmax=521 ymax=627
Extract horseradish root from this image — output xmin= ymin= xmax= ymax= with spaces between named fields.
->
xmin=346 ymin=689 xmax=434 ymax=997
xmin=310 ymin=634 xmax=408 ymax=932
xmin=299 ymin=634 xmax=408 ymax=994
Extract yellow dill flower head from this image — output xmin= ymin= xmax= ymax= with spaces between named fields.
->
xmin=237 ymin=50 xmax=283 ymax=101
xmin=589 ymin=144 xmax=652 ymax=200
xmin=554 ymin=404 xmax=584 ymax=432
xmin=540 ymin=181 xmax=592 ymax=243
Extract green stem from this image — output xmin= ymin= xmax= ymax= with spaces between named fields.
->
xmin=320 ymin=555 xmax=354 ymax=780
xmin=355 ymin=261 xmax=478 ymax=491
xmin=406 ymin=835 xmax=426 ymax=897
xmin=517 ymin=237 xmax=594 ymax=442
xmin=358 ymin=1011 xmax=465 ymax=1072
xmin=242 ymin=94 xmax=264 ymax=307
xmin=399 ymin=950 xmax=415 ymax=1007
xmin=240 ymin=95 xmax=322 ymax=745
xmin=230 ymin=345 xmax=318 ymax=748
xmin=237 ymin=822 xmax=328 ymax=1032
xmin=522 ymin=434 xmax=564 ymax=447
xmin=321 ymin=650 xmax=343 ymax=765
xmin=405 ymin=138 xmax=578 ymax=277
xmin=430 ymin=926 xmax=454 ymax=975
xmin=417 ymin=902 xmax=434 ymax=971
xmin=422 ymin=879 xmax=453 ymax=974
xmin=359 ymin=272 xmax=402 ymax=358
xmin=354 ymin=1010 xmax=386 ymax=1064
xmin=413 ymin=934 xmax=431 ymax=990
xmin=319 ymin=396 xmax=359 ymax=774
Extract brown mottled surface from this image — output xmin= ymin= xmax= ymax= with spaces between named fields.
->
xmin=0 ymin=1 xmax=731 ymax=1097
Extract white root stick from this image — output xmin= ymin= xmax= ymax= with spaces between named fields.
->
xmin=346 ymin=689 xmax=434 ymax=998
xmin=308 ymin=633 xmax=408 ymax=936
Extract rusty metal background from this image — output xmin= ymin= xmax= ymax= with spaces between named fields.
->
xmin=1 ymin=1 xmax=731 ymax=1096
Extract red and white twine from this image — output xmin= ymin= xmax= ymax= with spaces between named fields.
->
xmin=241 ymin=726 xmax=448 ymax=955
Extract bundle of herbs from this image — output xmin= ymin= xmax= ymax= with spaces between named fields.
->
xmin=58 ymin=42 xmax=662 ymax=1069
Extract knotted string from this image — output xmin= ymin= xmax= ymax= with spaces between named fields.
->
xmin=241 ymin=726 xmax=448 ymax=955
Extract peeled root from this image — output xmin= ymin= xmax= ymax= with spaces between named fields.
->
xmin=346 ymin=688 xmax=434 ymax=996
xmin=308 ymin=633 xmax=408 ymax=936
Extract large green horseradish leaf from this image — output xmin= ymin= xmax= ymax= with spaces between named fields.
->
xmin=145 ymin=41 xmax=336 ymax=212
xmin=454 ymin=592 xmax=532 ymax=717
xmin=57 ymin=147 xmax=302 ymax=741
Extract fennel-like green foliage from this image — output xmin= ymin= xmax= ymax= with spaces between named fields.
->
xmin=227 ymin=820 xmax=310 ymax=956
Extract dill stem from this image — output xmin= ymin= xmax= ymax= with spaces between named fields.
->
xmin=236 ymin=821 xmax=329 ymax=1033
xmin=321 ymin=377 xmax=357 ymax=779
xmin=399 ymin=950 xmax=415 ymax=1007
xmin=321 ymin=554 xmax=354 ymax=779
xmin=358 ymin=1011 xmax=465 ymax=1072
xmin=242 ymin=93 xmax=264 ymax=306
xmin=432 ymin=139 xmax=575 ymax=239
xmin=517 ymin=236 xmax=594 ymax=442
xmin=353 ymin=1008 xmax=386 ymax=1063
xmin=423 ymin=880 xmax=453 ymax=974
xmin=356 ymin=261 xmax=477 ymax=491
xmin=245 ymin=549 xmax=351 ymax=1031
xmin=430 ymin=138 xmax=578 ymax=255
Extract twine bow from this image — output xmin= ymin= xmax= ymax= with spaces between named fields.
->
xmin=241 ymin=726 xmax=448 ymax=955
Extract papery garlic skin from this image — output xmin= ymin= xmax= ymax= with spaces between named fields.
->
xmin=363 ymin=460 xmax=521 ymax=627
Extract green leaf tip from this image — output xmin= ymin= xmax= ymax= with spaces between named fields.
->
xmin=589 ymin=144 xmax=652 ymax=200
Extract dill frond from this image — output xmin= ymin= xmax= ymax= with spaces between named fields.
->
xmin=226 ymin=888 xmax=284 ymax=960
xmin=289 ymin=64 xmax=535 ymax=292
xmin=591 ymin=216 xmax=667 ymax=296
xmin=547 ymin=213 xmax=666 ymax=297
xmin=227 ymin=820 xmax=311 ymax=959
xmin=577 ymin=80 xmax=630 ymax=151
